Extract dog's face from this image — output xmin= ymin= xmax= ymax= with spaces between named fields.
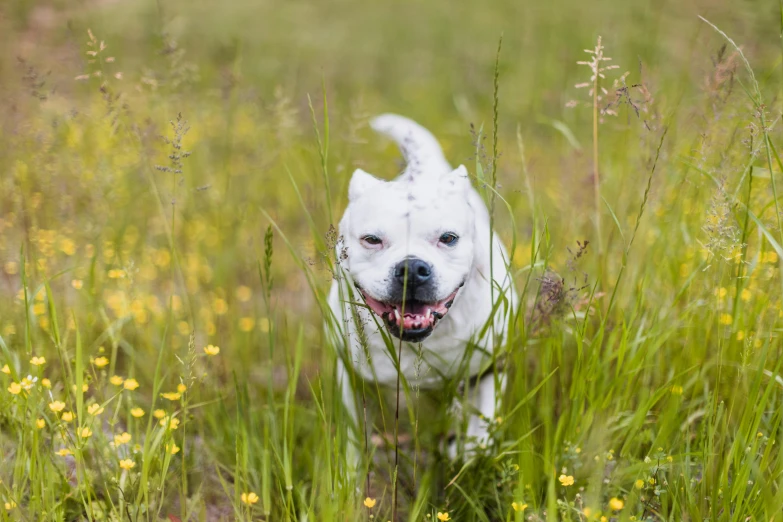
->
xmin=339 ymin=165 xmax=475 ymax=342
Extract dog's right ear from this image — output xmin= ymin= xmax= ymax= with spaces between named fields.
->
xmin=348 ymin=168 xmax=384 ymax=201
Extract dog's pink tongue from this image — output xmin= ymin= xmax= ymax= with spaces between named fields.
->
xmin=363 ymin=293 xmax=393 ymax=315
xmin=402 ymin=312 xmax=434 ymax=330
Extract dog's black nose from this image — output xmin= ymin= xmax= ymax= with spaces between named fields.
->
xmin=394 ymin=258 xmax=432 ymax=286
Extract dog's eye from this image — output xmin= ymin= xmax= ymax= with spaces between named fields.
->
xmin=361 ymin=235 xmax=383 ymax=247
xmin=439 ymin=233 xmax=459 ymax=246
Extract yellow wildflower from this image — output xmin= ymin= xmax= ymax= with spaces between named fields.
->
xmin=204 ymin=344 xmax=220 ymax=356
xmin=130 ymin=407 xmax=145 ymax=418
xmin=166 ymin=442 xmax=181 ymax=455
xmin=87 ymin=403 xmax=105 ymax=415
xmin=160 ymin=416 xmax=180 ymax=430
xmin=110 ymin=375 xmax=124 ymax=386
xmin=4 ymin=501 xmax=16 ymax=510
xmin=740 ymin=289 xmax=751 ymax=302
xmin=61 ymin=411 xmax=74 ymax=422
xmin=1 ymin=364 xmax=9 ymax=374
xmin=737 ymin=330 xmax=745 ymax=341
xmin=60 ymin=238 xmax=76 ymax=256
xmin=241 ymin=492 xmax=259 ymax=505
xmin=239 ymin=317 xmax=255 ymax=332
xmin=36 ymin=418 xmax=46 ymax=429
xmin=212 ymin=298 xmax=228 ymax=315
xmin=56 ymin=448 xmax=72 ymax=457
xmin=71 ymin=279 xmax=84 ymax=290
xmin=364 ymin=497 xmax=376 ymax=508
xmin=4 ymin=261 xmax=18 ymax=275
xmin=609 ymin=497 xmax=624 ymax=510
xmin=559 ymin=474 xmax=575 ymax=486
xmin=71 ymin=383 xmax=89 ymax=392
xmin=153 ymin=409 xmax=166 ymax=419
xmin=635 ymin=479 xmax=645 ymax=489
xmin=80 ymin=427 xmax=93 ymax=438
xmin=114 ymin=432 xmax=131 ymax=445
xmin=437 ymin=512 xmax=451 ymax=521
xmin=259 ymin=317 xmax=270 ymax=333
xmin=41 ymin=378 xmax=51 ymax=388
xmin=49 ymin=400 xmax=66 ymax=413
xmin=123 ymin=378 xmax=139 ymax=391
xmin=177 ymin=383 xmax=187 ymax=393
xmin=7 ymin=382 xmax=21 ymax=395
xmin=119 ymin=459 xmax=135 ymax=470
xmin=719 ymin=313 xmax=732 ymax=325
xmin=512 ymin=502 xmax=528 ymax=512
xmin=162 ymin=392 xmax=181 ymax=401
xmin=108 ymin=269 xmax=126 ymax=279
xmin=30 ymin=356 xmax=46 ymax=366
xmin=236 ymin=285 xmax=253 ymax=302
xmin=93 ymin=356 xmax=109 ymax=368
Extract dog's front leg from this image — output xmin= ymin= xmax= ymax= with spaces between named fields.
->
xmin=449 ymin=371 xmax=505 ymax=458
xmin=468 ymin=371 xmax=504 ymax=442
xmin=337 ymin=359 xmax=362 ymax=473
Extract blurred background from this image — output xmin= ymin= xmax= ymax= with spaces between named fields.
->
xmin=1 ymin=0 xmax=778 ymax=358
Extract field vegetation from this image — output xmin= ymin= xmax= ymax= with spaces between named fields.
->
xmin=1 ymin=0 xmax=783 ymax=520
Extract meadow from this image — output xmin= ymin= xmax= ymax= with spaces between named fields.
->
xmin=1 ymin=0 xmax=783 ymax=520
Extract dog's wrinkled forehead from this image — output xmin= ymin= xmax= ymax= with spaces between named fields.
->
xmin=345 ymin=165 xmax=473 ymax=235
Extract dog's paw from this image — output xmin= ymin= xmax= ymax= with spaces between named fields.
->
xmin=446 ymin=437 xmax=459 ymax=461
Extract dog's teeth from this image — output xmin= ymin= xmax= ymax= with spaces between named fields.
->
xmin=394 ymin=309 xmax=401 ymax=323
xmin=426 ymin=308 xmax=432 ymax=320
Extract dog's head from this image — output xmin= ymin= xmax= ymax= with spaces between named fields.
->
xmin=339 ymin=165 xmax=475 ymax=342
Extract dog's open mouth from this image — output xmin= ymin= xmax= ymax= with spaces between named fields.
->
xmin=358 ymin=285 xmax=462 ymax=342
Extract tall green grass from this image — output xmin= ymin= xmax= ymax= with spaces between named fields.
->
xmin=0 ymin=0 xmax=782 ymax=520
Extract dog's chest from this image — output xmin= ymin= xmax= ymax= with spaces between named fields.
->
xmin=358 ymin=319 xmax=487 ymax=388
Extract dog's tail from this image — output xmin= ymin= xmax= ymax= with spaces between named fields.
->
xmin=370 ymin=113 xmax=451 ymax=176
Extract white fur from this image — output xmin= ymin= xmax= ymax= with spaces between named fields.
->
xmin=327 ymin=114 xmax=517 ymax=467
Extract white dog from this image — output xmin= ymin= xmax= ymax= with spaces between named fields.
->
xmin=327 ymin=114 xmax=517 ymax=465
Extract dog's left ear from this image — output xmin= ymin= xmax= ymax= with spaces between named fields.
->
xmin=441 ymin=164 xmax=473 ymax=192
xmin=348 ymin=168 xmax=384 ymax=201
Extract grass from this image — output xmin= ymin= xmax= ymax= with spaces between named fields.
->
xmin=1 ymin=0 xmax=783 ymax=520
